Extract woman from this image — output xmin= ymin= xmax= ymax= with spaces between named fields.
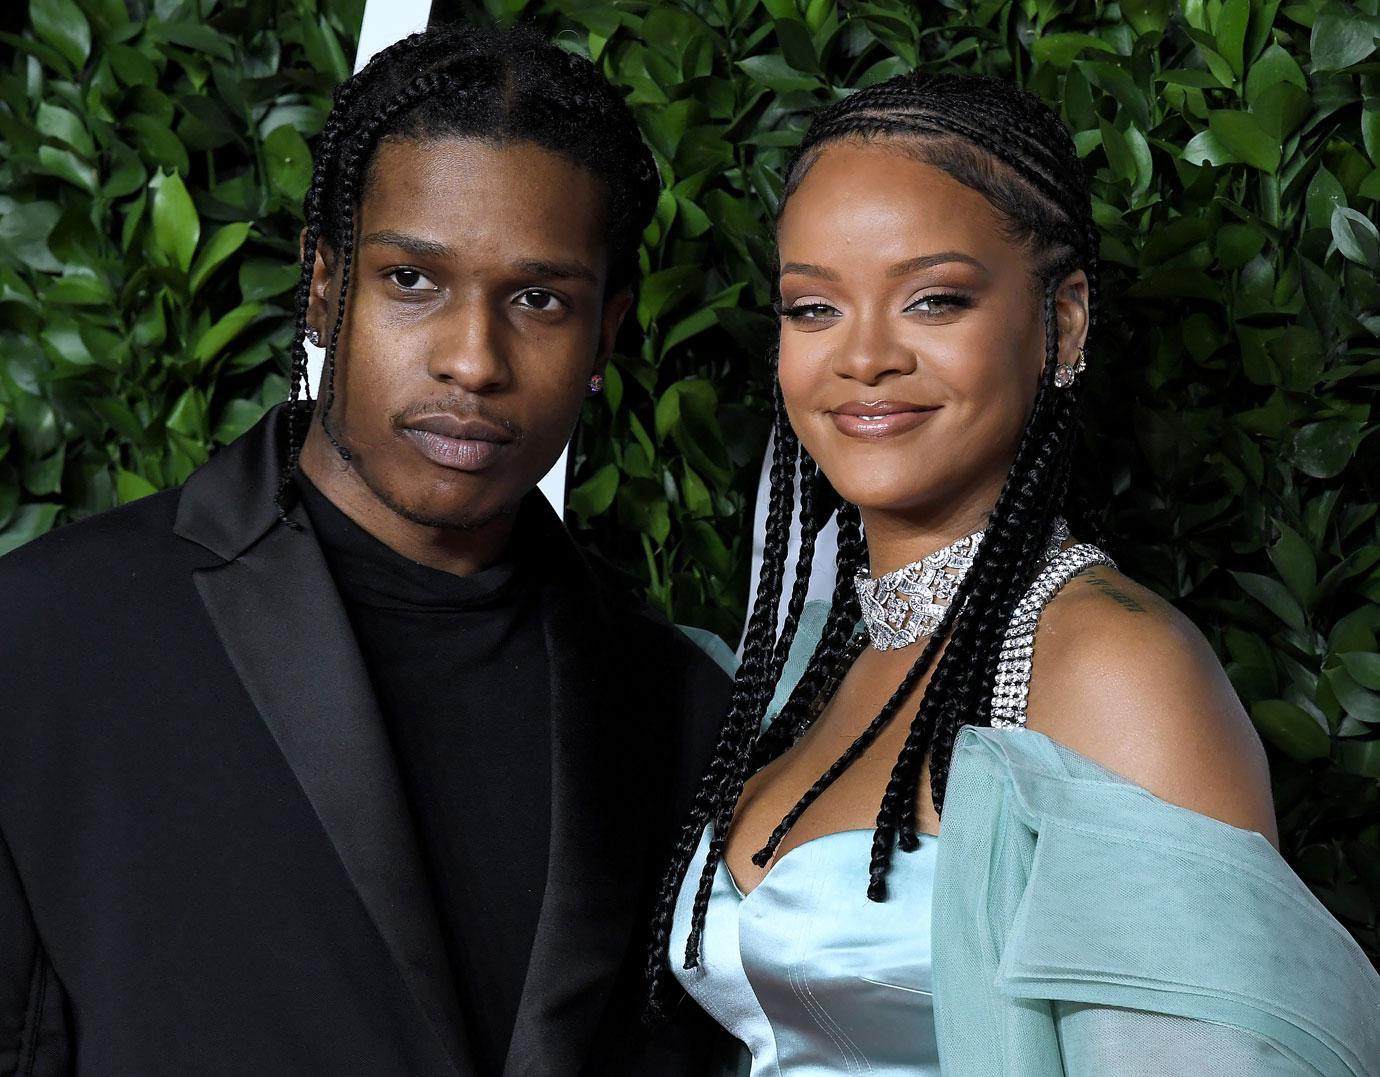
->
xmin=650 ymin=73 xmax=1380 ymax=1075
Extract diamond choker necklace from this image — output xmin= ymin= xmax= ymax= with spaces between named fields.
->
xmin=855 ymin=518 xmax=1070 ymax=650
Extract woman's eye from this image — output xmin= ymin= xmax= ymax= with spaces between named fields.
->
xmin=387 ymin=268 xmax=437 ymax=292
xmin=775 ymin=300 xmax=839 ymax=321
xmin=515 ymin=290 xmax=565 ymax=312
xmin=905 ymin=292 xmax=970 ymax=315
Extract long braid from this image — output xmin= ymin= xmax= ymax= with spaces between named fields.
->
xmin=644 ymin=386 xmax=805 ymax=1006
xmin=648 ymin=70 xmax=1104 ymax=1013
xmin=770 ymin=451 xmax=821 ymax=678
xmin=750 ymin=498 xmax=864 ymax=766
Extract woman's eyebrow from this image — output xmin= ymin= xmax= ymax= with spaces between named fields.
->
xmin=886 ymin=251 xmax=989 ymax=277
xmin=779 ymin=261 xmax=841 ymax=281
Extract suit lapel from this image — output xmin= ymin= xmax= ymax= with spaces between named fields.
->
xmin=175 ymin=409 xmax=472 ymax=1077
xmin=503 ymin=513 xmax=652 ymax=1076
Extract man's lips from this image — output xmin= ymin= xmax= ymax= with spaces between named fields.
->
xmin=828 ymin=400 xmax=940 ymax=439
xmin=400 ymin=413 xmax=516 ymax=472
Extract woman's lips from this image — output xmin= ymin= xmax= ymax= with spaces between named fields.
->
xmin=828 ymin=402 xmax=940 ymax=439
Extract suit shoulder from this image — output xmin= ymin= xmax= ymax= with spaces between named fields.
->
xmin=0 ymin=489 xmax=186 ymax=613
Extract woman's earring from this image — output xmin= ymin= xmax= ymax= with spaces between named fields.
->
xmin=587 ymin=373 xmax=604 ymax=395
xmin=306 ymin=327 xmax=322 ymax=347
xmin=1054 ymin=346 xmax=1086 ymax=389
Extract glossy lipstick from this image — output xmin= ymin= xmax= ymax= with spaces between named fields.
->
xmin=829 ymin=400 xmax=939 ymax=440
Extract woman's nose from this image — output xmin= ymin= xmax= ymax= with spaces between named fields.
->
xmin=829 ymin=312 xmax=918 ymax=386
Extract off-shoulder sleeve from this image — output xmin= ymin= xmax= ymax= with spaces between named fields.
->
xmin=932 ymin=726 xmax=1380 ymax=1077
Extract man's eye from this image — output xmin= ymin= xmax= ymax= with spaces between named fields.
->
xmin=387 ymin=268 xmax=437 ymax=291
xmin=515 ymin=290 xmax=565 ymax=312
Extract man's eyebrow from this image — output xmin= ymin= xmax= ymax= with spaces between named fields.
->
xmin=514 ymin=259 xmax=599 ymax=285
xmin=359 ymin=230 xmax=456 ymax=259
xmin=886 ymin=251 xmax=989 ymax=277
xmin=779 ymin=262 xmax=841 ymax=281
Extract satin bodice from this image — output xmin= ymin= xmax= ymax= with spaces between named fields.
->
xmin=670 ymin=825 xmax=942 ymax=1076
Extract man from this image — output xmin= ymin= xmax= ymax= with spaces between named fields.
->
xmin=0 ymin=25 xmax=731 ymax=1076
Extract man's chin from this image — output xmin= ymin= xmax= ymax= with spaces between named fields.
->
xmin=362 ymin=471 xmax=518 ymax=533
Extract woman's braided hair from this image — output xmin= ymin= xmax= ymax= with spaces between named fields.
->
xmin=276 ymin=23 xmax=659 ymax=512
xmin=647 ymin=72 xmax=1101 ymax=1013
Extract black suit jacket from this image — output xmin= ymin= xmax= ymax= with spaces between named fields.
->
xmin=0 ymin=409 xmax=731 ymax=1076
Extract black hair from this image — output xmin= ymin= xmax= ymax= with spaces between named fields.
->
xmin=275 ymin=23 xmax=660 ymax=512
xmin=647 ymin=72 xmax=1102 ymax=1012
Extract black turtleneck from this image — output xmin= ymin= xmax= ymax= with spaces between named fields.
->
xmin=296 ymin=475 xmax=552 ymax=1076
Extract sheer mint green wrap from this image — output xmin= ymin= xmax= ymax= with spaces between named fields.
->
xmin=685 ymin=601 xmax=1380 ymax=1074
xmin=934 ymin=724 xmax=1380 ymax=1075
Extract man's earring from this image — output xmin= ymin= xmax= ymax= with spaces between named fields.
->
xmin=1054 ymin=346 xmax=1086 ymax=389
xmin=587 ymin=373 xmax=604 ymax=395
xmin=306 ymin=327 xmax=321 ymax=347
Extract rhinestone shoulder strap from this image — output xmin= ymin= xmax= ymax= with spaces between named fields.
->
xmin=989 ymin=543 xmax=1116 ymax=729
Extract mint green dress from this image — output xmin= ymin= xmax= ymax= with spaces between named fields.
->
xmin=672 ymin=601 xmax=1380 ymax=1075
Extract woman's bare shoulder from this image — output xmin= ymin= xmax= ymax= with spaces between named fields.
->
xmin=1022 ymin=564 xmax=1279 ymax=846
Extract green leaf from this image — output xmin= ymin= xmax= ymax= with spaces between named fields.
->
xmin=1251 ymin=699 xmax=1331 ymax=760
xmin=115 ymin=468 xmax=159 ymax=504
xmin=1292 ymin=419 xmax=1367 ymax=479
xmin=1122 ymin=0 xmax=1170 ymax=36
xmin=0 ymin=503 xmax=61 ymax=557
xmin=35 ymin=102 xmax=94 ymax=158
xmin=1232 ymin=570 xmax=1307 ymax=630
xmin=150 ymin=169 xmax=200 ymax=272
xmin=1208 ymin=110 xmax=1281 ymax=173
xmin=1269 ymin=520 xmax=1317 ymax=605
xmin=568 ymin=462 xmax=619 ymax=518
xmin=735 ymin=54 xmax=821 ymax=93
xmin=1341 ymin=652 xmax=1380 ymax=692
xmin=1215 ymin=0 xmax=1250 ymax=76
xmin=1306 ymin=167 xmax=1347 ymax=231
xmin=239 ymin=259 xmax=300 ymax=302
xmin=29 ymin=0 xmax=91 ymax=70
xmin=1182 ymin=128 xmax=1235 ymax=167
xmin=1309 ymin=12 xmax=1380 ymax=71
xmin=189 ymin=222 xmax=252 ymax=296
xmin=263 ymin=124 xmax=313 ymax=207
xmin=1328 ymin=668 xmax=1380 ymax=723
xmin=1331 ymin=206 xmax=1380 ymax=268
xmin=166 ymin=387 xmax=208 ymax=439
xmin=1245 ymin=43 xmax=1307 ymax=105
xmin=638 ymin=266 xmax=699 ymax=328
xmin=36 ymin=145 xmax=97 ymax=193
xmin=192 ymin=301 xmax=263 ymax=365
xmin=1030 ymin=33 xmax=1117 ymax=67
xmin=211 ymin=399 xmax=268 ymax=445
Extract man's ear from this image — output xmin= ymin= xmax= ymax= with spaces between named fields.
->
xmin=596 ymin=286 xmax=635 ymax=364
xmin=299 ymin=228 xmax=336 ymax=338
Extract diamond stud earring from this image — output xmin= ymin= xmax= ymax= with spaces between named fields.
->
xmin=587 ymin=373 xmax=604 ymax=395
xmin=1054 ymin=346 xmax=1086 ymax=389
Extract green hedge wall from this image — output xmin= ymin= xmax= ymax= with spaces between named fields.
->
xmin=2 ymin=0 xmax=1378 ymax=963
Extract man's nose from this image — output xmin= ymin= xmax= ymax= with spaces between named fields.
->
xmin=427 ymin=302 xmax=513 ymax=392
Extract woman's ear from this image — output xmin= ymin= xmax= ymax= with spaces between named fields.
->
xmin=1055 ymin=268 xmax=1090 ymax=365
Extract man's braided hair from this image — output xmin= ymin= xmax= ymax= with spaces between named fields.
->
xmin=646 ymin=72 xmax=1102 ymax=1014
xmin=276 ymin=23 xmax=659 ymax=511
